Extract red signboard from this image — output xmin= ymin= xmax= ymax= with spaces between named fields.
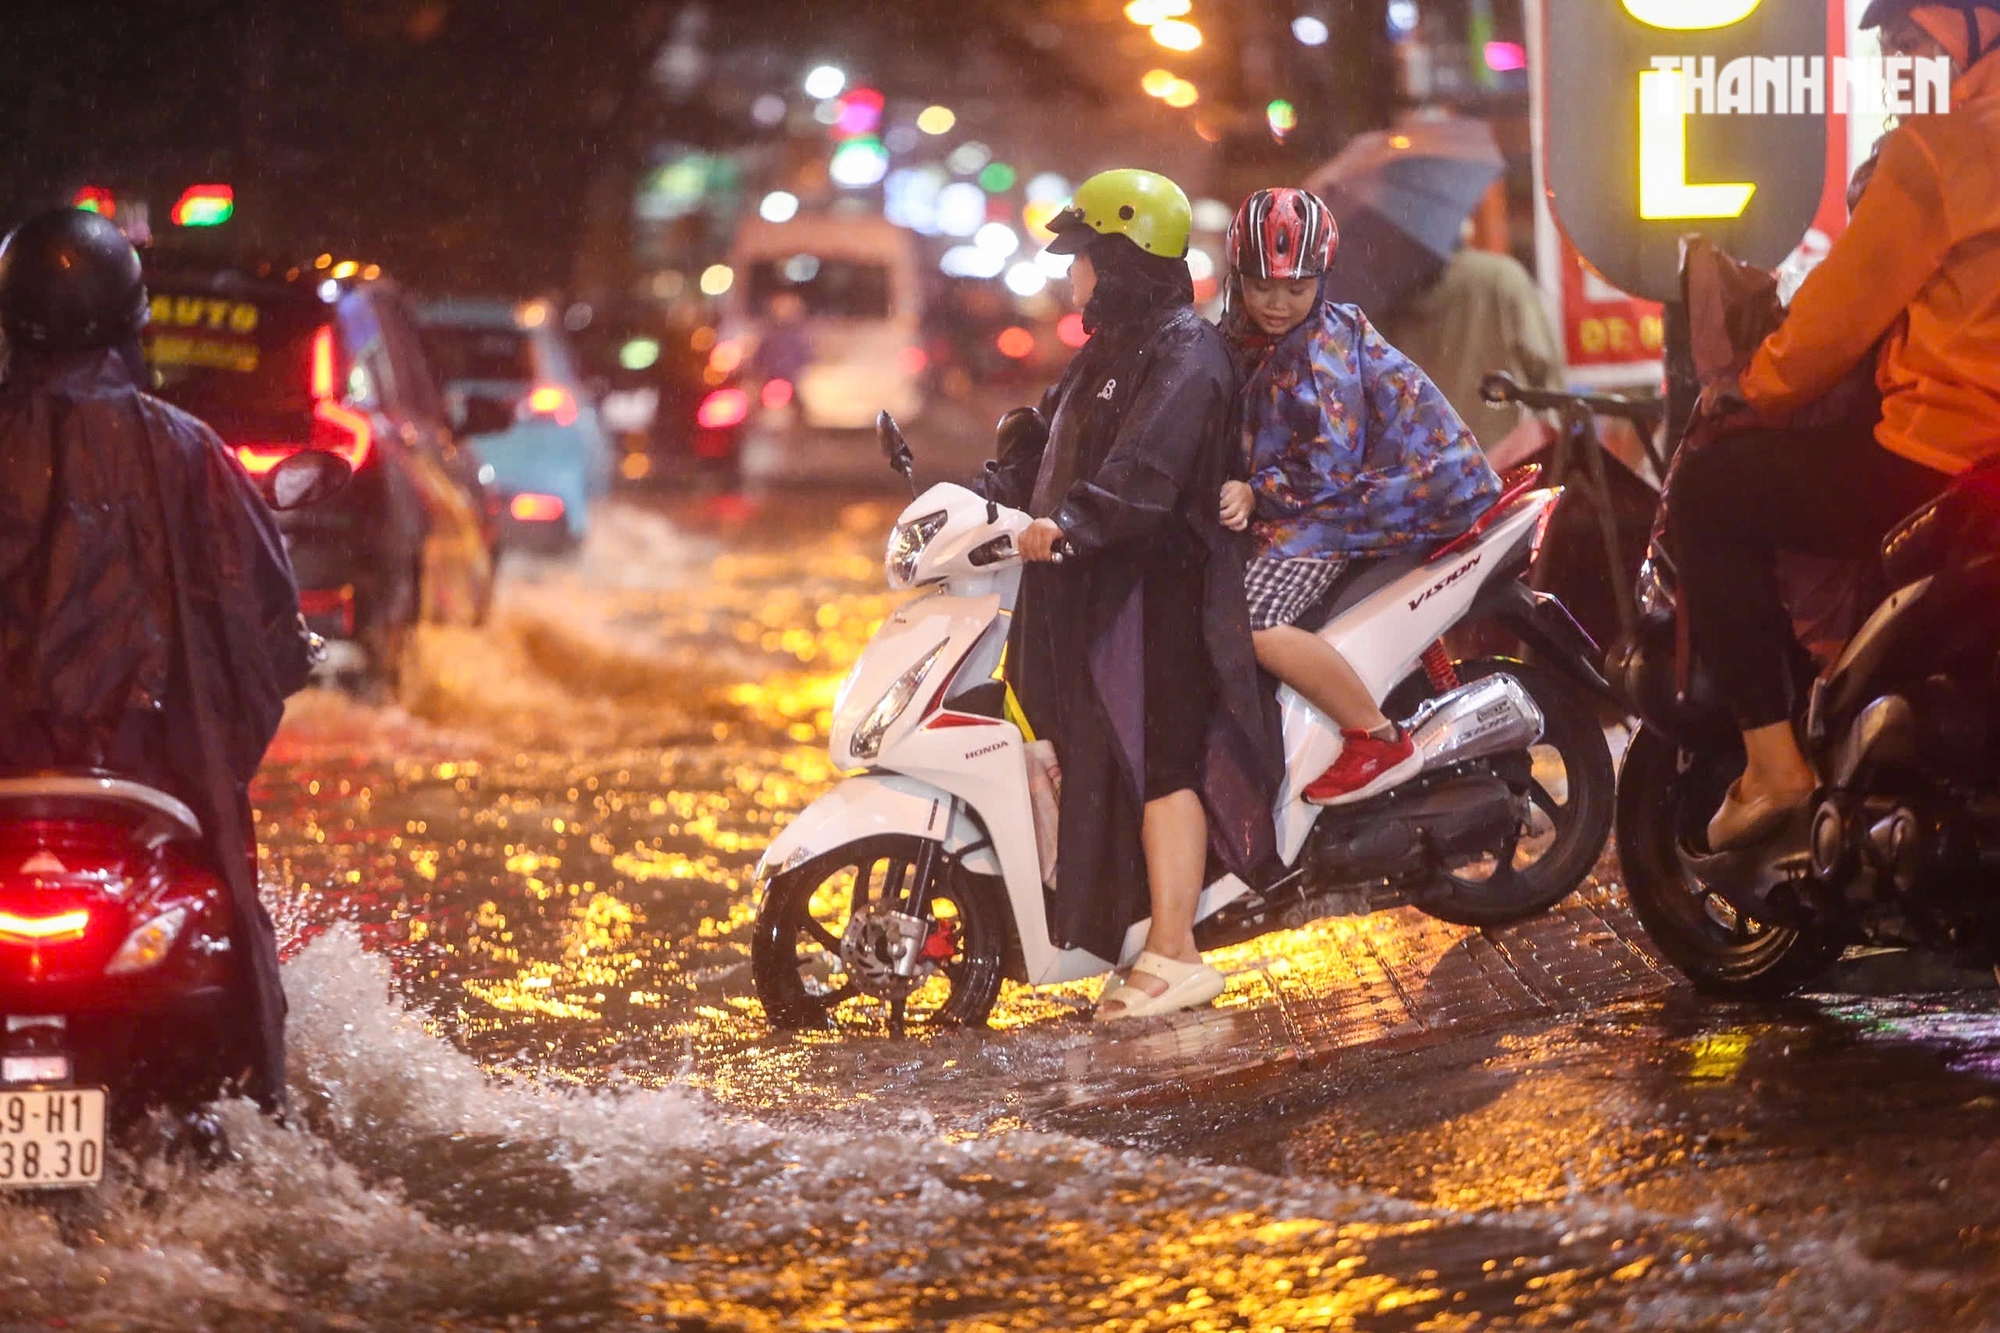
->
xmin=1559 ymin=234 xmax=1665 ymax=372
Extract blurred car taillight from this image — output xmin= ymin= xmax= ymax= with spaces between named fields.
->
xmin=698 ymin=388 xmax=750 ymax=430
xmin=759 ymin=378 xmax=794 ymax=410
xmin=509 ymin=492 xmax=566 ymax=522
xmin=522 ymin=383 xmax=579 ymax=426
xmin=235 ymin=326 xmax=373 ymax=475
xmin=0 ymin=907 xmax=90 ymax=943
xmin=996 ymin=327 xmax=1035 ymax=359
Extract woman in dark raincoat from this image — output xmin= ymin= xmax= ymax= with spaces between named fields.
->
xmin=979 ymin=170 xmax=1282 ymax=1021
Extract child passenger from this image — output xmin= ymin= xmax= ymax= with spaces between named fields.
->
xmin=1219 ymin=189 xmax=1502 ymax=805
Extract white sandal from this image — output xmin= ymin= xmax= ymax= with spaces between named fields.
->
xmin=1094 ymin=950 xmax=1227 ymax=1021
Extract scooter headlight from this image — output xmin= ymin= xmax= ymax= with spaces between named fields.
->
xmin=851 ymin=643 xmax=947 ymax=761
xmin=105 ymin=906 xmax=189 ymax=977
xmin=886 ymin=511 xmax=948 ymax=589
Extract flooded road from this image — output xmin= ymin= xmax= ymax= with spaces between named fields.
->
xmin=13 ymin=464 xmax=2000 ymax=1330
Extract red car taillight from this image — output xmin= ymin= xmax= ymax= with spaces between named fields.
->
xmin=0 ymin=909 xmax=89 ymax=943
xmin=234 ymin=325 xmax=373 ymax=476
xmin=697 ymin=387 xmax=750 ymax=430
xmin=509 ymin=492 xmax=566 ymax=522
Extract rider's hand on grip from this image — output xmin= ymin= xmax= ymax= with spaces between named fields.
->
xmin=1020 ymin=517 xmax=1069 ymax=563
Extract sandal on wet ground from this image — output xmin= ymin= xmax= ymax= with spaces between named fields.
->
xmin=1094 ymin=950 xmax=1227 ymax=1022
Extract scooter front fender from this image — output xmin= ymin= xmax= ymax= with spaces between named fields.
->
xmin=755 ymin=773 xmax=1003 ymax=892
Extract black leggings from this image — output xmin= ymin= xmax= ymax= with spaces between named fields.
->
xmin=1665 ymin=417 xmax=1949 ymax=730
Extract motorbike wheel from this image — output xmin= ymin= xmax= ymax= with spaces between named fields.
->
xmin=1616 ymin=724 xmax=1842 ymax=996
xmin=752 ymin=835 xmax=1009 ymax=1034
xmin=1403 ymin=657 xmax=1617 ymax=928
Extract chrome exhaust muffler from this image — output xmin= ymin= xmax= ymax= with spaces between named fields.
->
xmin=1407 ymin=673 xmax=1546 ymax=774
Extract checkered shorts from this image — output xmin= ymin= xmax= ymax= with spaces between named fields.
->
xmin=1243 ymin=555 xmax=1348 ymax=631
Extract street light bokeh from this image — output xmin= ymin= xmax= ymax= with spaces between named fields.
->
xmin=698 ymin=264 xmax=734 ymax=296
xmin=829 ymin=137 xmax=889 ymax=187
xmin=1150 ymin=19 xmax=1203 ymax=52
xmin=802 ymin=64 xmax=846 ymax=99
xmin=1004 ymin=262 xmax=1047 ymax=297
xmin=916 ymin=105 xmax=956 ymax=135
xmin=1123 ymin=0 xmax=1192 ymax=23
xmin=1291 ymin=15 xmax=1330 ymax=45
xmin=975 ymin=221 xmax=1021 ymax=258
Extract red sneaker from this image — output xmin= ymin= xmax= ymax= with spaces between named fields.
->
xmin=1304 ymin=726 xmax=1423 ymax=806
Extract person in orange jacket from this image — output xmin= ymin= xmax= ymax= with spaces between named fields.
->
xmin=1667 ymin=0 xmax=2000 ymax=850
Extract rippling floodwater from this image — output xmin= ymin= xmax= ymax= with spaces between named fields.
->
xmin=10 ymin=498 xmax=2000 ymax=1330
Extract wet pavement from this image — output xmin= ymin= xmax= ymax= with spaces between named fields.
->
xmin=11 ymin=439 xmax=2000 ymax=1330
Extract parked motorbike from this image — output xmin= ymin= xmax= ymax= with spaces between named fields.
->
xmin=0 ymin=450 xmax=349 ymax=1190
xmin=1609 ymin=446 xmax=2000 ymax=995
xmin=749 ymin=413 xmax=1617 ymax=1032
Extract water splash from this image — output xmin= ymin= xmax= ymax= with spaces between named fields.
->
xmin=0 ymin=929 xmax=1962 ymax=1330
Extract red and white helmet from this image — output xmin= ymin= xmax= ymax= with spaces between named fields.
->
xmin=1226 ymin=188 xmax=1339 ymax=281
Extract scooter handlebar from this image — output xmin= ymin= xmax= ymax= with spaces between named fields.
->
xmin=1481 ymin=370 xmax=1665 ymax=431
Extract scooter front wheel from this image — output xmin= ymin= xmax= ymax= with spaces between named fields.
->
xmin=1616 ymin=725 xmax=1841 ymax=996
xmin=751 ymin=834 xmax=1009 ymax=1033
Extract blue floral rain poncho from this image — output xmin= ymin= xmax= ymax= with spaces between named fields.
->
xmin=1238 ymin=299 xmax=1499 ymax=561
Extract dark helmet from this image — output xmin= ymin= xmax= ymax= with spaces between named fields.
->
xmin=1860 ymin=0 xmax=2000 ymax=64
xmin=0 ymin=208 xmax=149 ymax=354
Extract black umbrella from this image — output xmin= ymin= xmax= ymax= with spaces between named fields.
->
xmin=1305 ymin=118 xmax=1507 ymax=316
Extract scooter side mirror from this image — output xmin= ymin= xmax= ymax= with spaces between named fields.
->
xmin=1480 ymin=371 xmax=1521 ymax=406
xmin=878 ymin=410 xmax=915 ymax=480
xmin=263 ymin=450 xmax=353 ymax=511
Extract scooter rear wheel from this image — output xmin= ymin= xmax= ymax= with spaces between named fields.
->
xmin=752 ymin=835 xmax=1009 ymax=1033
xmin=1401 ymin=657 xmax=1617 ymax=928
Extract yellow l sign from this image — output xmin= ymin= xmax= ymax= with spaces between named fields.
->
xmin=1623 ymin=0 xmax=1760 ymax=29
xmin=1639 ymin=69 xmax=1756 ymax=220
xmin=1629 ymin=0 xmax=1761 ymax=219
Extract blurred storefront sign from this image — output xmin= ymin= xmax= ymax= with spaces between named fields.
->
xmin=1536 ymin=0 xmax=1828 ymax=304
xmin=1558 ymin=237 xmax=1664 ymax=379
xmin=1527 ymin=0 xmax=1865 ymax=386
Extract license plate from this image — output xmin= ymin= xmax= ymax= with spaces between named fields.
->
xmin=0 ymin=1088 xmax=106 ymax=1188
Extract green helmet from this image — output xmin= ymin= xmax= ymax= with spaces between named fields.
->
xmin=1045 ymin=169 xmax=1193 ymax=260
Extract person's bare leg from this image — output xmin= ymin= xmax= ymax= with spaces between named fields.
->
xmin=1252 ymin=625 xmax=1390 ymax=734
xmin=1111 ymin=789 xmax=1208 ymax=1002
xmin=1736 ymin=720 xmax=1816 ymax=803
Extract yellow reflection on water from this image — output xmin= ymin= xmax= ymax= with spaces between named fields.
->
xmin=1684 ymin=1029 xmax=1752 ymax=1081
xmin=637 ymin=1210 xmax=1485 ymax=1331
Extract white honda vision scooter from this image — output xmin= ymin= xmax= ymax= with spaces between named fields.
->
xmin=752 ymin=414 xmax=1615 ymax=1031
